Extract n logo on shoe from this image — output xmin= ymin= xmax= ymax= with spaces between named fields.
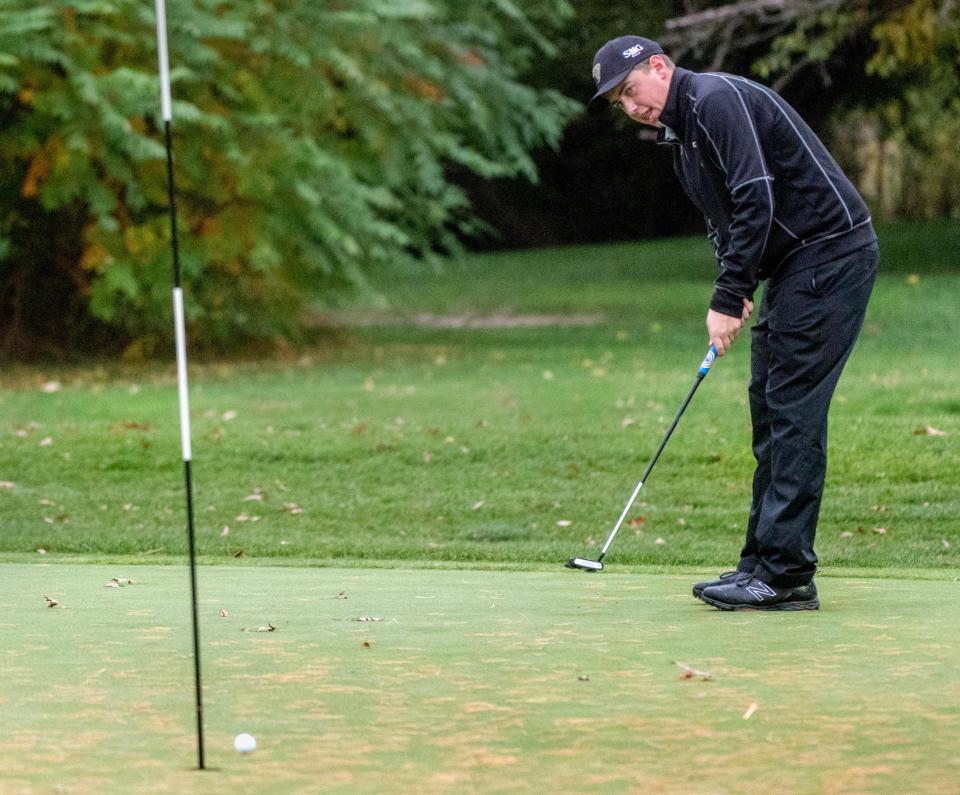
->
xmin=745 ymin=580 xmax=777 ymax=600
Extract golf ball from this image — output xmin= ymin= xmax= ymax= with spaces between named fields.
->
xmin=234 ymin=733 xmax=257 ymax=754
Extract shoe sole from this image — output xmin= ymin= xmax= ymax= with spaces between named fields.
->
xmin=699 ymin=594 xmax=820 ymax=611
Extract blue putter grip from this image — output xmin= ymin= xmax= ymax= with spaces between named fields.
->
xmin=697 ymin=345 xmax=718 ymax=378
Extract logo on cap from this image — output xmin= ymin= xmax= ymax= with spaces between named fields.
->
xmin=622 ymin=44 xmax=645 ymax=58
xmin=592 ymin=63 xmax=601 ymax=85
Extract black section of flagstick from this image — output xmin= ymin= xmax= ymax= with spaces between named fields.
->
xmin=164 ymin=121 xmax=182 ymax=287
xmin=163 ymin=119 xmax=205 ymax=770
xmin=184 ymin=460 xmax=205 ymax=770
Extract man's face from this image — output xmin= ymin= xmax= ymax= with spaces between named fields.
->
xmin=604 ymin=58 xmax=672 ymax=127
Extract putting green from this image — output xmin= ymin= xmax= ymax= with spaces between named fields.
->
xmin=3 ymin=564 xmax=959 ymax=793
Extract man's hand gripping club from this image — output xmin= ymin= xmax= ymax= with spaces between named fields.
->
xmin=707 ymin=297 xmax=754 ymax=356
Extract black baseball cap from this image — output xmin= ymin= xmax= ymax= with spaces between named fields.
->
xmin=590 ymin=36 xmax=665 ymax=102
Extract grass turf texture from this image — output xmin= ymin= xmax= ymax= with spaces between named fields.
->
xmin=5 ymin=563 xmax=960 ymax=793
xmin=1 ymin=224 xmax=957 ymax=569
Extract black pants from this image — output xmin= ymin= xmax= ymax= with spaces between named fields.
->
xmin=738 ymin=243 xmax=879 ymax=587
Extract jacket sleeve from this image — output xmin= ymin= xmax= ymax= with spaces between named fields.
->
xmin=695 ymin=88 xmax=774 ymax=316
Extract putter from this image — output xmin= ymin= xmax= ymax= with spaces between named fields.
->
xmin=565 ymin=345 xmax=718 ymax=572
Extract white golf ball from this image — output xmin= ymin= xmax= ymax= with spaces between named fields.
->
xmin=234 ymin=732 xmax=257 ymax=754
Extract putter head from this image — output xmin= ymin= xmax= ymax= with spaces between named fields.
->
xmin=565 ymin=557 xmax=604 ymax=572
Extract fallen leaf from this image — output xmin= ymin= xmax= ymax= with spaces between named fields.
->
xmin=742 ymin=702 xmax=759 ymax=720
xmin=235 ymin=514 xmax=260 ymax=523
xmin=112 ymin=577 xmax=136 ymax=586
xmin=628 ymin=516 xmax=646 ymax=527
xmin=873 ymin=527 xmax=887 ymax=535
xmin=839 ymin=531 xmax=854 ymax=539
xmin=241 ymin=623 xmax=276 ymax=633
xmin=350 ymin=616 xmax=384 ymax=622
xmin=281 ymin=502 xmax=303 ymax=514
xmin=335 ymin=591 xmax=348 ymax=599
xmin=422 ymin=450 xmax=432 ymax=463
xmin=577 ymin=674 xmax=590 ymax=682
xmin=220 ymin=526 xmax=230 ymax=537
xmin=621 ymin=417 xmax=636 ymax=428
xmin=222 ymin=410 xmax=237 ymax=421
xmin=36 ymin=548 xmax=47 ymax=554
xmin=41 ymin=381 xmax=61 ymax=393
xmin=655 ymin=537 xmax=666 ymax=545
xmin=471 ymin=501 xmax=485 ymax=511
xmin=0 ymin=481 xmax=14 ymax=490
xmin=40 ymin=437 xmax=53 ymax=446
xmin=110 ymin=421 xmax=150 ymax=433
xmin=362 ymin=641 xmax=372 ymax=648
xmin=45 ymin=596 xmax=61 ymax=608
xmin=943 ymin=539 xmax=951 ymax=550
xmin=914 ymin=425 xmax=947 ymax=437
xmin=675 ymin=661 xmax=712 ymax=681
xmin=906 ymin=273 xmax=920 ymax=285
xmin=243 ymin=489 xmax=264 ymax=502
xmin=219 ymin=609 xmax=229 ymax=618
xmin=231 ymin=549 xmax=245 ymax=557
xmin=556 ymin=519 xmax=572 ymax=527
xmin=103 ymin=581 xmax=120 ymax=588
xmin=542 ymin=370 xmax=555 ymax=380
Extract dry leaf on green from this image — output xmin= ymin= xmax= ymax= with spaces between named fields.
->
xmin=675 ymin=661 xmax=712 ymax=681
xmin=241 ymin=623 xmax=276 ymax=633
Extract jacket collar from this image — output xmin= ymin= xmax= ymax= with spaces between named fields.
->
xmin=657 ymin=67 xmax=693 ymax=141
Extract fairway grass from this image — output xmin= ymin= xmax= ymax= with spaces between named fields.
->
xmin=4 ymin=563 xmax=959 ymax=793
xmin=1 ymin=262 xmax=958 ymax=570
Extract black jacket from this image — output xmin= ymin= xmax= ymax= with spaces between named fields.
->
xmin=657 ymin=67 xmax=876 ymax=317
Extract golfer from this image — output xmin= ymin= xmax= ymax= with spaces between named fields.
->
xmin=590 ymin=36 xmax=878 ymax=610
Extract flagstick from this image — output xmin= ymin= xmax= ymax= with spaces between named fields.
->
xmin=154 ymin=0 xmax=205 ymax=770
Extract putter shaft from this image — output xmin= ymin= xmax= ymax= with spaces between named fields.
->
xmin=567 ymin=346 xmax=717 ymax=570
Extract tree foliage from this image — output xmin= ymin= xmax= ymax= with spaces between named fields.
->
xmin=0 ymin=0 xmax=580 ymax=357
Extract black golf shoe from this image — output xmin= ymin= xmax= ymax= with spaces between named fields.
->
xmin=700 ymin=574 xmax=819 ymax=611
xmin=692 ymin=570 xmax=740 ymax=599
